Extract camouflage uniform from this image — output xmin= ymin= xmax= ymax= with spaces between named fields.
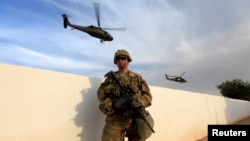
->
xmin=97 ymin=70 xmax=152 ymax=141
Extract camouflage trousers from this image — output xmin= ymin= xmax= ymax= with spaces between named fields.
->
xmin=101 ymin=117 xmax=146 ymax=141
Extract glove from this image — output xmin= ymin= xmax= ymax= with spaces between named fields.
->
xmin=104 ymin=84 xmax=120 ymax=97
xmin=99 ymin=98 xmax=114 ymax=115
xmin=130 ymin=98 xmax=142 ymax=108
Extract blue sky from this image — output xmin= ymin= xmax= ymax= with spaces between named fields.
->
xmin=1 ymin=0 xmax=250 ymax=95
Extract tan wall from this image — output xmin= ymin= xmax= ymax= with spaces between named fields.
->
xmin=1 ymin=63 xmax=250 ymax=141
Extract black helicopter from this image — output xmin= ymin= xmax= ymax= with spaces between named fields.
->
xmin=165 ymin=72 xmax=187 ymax=83
xmin=62 ymin=3 xmax=126 ymax=42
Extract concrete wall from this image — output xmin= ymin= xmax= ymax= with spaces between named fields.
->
xmin=1 ymin=63 xmax=250 ymax=141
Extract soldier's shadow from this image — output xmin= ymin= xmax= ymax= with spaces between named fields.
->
xmin=73 ymin=77 xmax=105 ymax=141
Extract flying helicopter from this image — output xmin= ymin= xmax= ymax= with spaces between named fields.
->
xmin=165 ymin=72 xmax=187 ymax=83
xmin=62 ymin=3 xmax=126 ymax=42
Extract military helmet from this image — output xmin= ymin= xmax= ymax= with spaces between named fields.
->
xmin=114 ymin=49 xmax=132 ymax=64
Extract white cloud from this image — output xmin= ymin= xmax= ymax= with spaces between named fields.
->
xmin=1 ymin=0 xmax=250 ymax=95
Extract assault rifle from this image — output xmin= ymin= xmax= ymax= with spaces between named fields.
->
xmin=105 ymin=71 xmax=155 ymax=133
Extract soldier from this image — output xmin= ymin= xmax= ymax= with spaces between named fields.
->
xmin=97 ymin=49 xmax=153 ymax=141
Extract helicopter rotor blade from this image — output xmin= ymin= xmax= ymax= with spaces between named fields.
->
xmin=93 ymin=2 xmax=101 ymax=27
xmin=102 ymin=27 xmax=126 ymax=31
xmin=165 ymin=74 xmax=178 ymax=77
xmin=180 ymin=72 xmax=186 ymax=77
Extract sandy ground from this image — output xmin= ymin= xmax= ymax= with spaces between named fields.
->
xmin=196 ymin=116 xmax=250 ymax=141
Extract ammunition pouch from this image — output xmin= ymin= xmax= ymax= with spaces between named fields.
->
xmin=135 ymin=109 xmax=154 ymax=139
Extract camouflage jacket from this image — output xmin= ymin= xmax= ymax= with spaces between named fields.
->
xmin=97 ymin=70 xmax=152 ymax=120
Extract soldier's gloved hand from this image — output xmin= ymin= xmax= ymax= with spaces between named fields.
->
xmin=99 ymin=98 xmax=114 ymax=115
xmin=105 ymin=84 xmax=120 ymax=97
xmin=130 ymin=98 xmax=142 ymax=108
xmin=111 ymin=85 xmax=120 ymax=96
xmin=104 ymin=85 xmax=113 ymax=93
